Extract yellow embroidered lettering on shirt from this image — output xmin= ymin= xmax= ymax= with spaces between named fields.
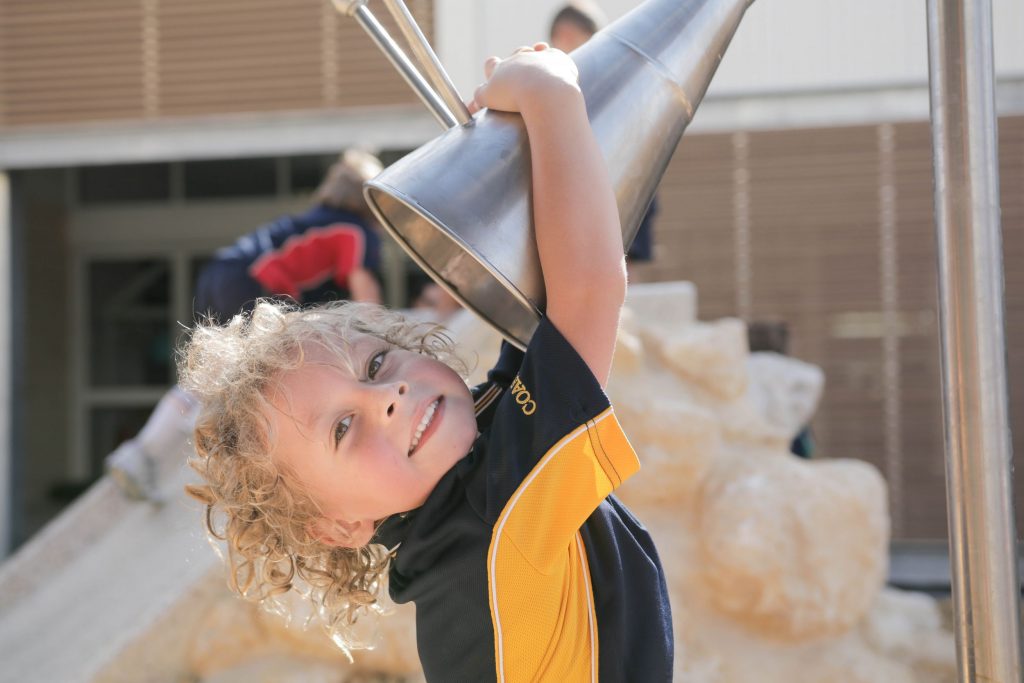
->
xmin=509 ymin=376 xmax=537 ymax=416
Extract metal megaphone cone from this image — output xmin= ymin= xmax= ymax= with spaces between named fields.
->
xmin=337 ymin=0 xmax=755 ymax=348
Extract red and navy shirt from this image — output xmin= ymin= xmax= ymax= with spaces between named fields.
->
xmin=193 ymin=205 xmax=380 ymax=321
xmin=375 ymin=318 xmax=673 ymax=682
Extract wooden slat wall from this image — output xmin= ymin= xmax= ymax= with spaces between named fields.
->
xmin=0 ymin=0 xmax=433 ymax=126
xmin=157 ymin=0 xmax=325 ymax=116
xmin=0 ymin=0 xmax=148 ymax=125
xmin=1000 ymin=117 xmax=1024 ymax=542
xmin=889 ymin=122 xmax=945 ymax=539
xmin=632 ymin=116 xmax=1024 ymax=541
xmin=635 ymin=133 xmax=738 ymax=314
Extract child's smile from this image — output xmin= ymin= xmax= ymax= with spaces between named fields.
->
xmin=409 ymin=396 xmax=441 ymax=455
xmin=265 ymin=332 xmax=477 ymax=545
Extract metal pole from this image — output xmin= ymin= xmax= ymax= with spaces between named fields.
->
xmin=926 ymin=1 xmax=1023 ymax=681
xmin=335 ymin=1 xmax=459 ymax=129
xmin=379 ymin=0 xmax=473 ymax=126
xmin=0 ymin=171 xmax=10 ymax=558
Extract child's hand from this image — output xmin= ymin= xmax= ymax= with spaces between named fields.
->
xmin=468 ymin=43 xmax=580 ymax=116
xmin=469 ymin=42 xmax=624 ymax=388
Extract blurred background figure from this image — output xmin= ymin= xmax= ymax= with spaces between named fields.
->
xmin=105 ymin=150 xmax=386 ymax=501
xmin=548 ymin=1 xmax=658 ymax=264
xmin=412 ymin=281 xmax=462 ymax=320
xmin=193 ymin=149 xmax=384 ymax=322
xmin=548 ymin=0 xmax=607 ymax=53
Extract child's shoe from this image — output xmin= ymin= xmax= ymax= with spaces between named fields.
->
xmin=105 ymin=439 xmax=161 ymax=503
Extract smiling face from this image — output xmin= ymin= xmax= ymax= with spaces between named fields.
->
xmin=265 ymin=332 xmax=477 ymax=546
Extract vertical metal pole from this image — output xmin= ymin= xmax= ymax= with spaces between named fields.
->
xmin=0 ymin=172 xmax=10 ymax=557
xmin=926 ymin=1 xmax=1023 ymax=681
xmin=379 ymin=0 xmax=472 ymax=125
xmin=333 ymin=0 xmax=459 ymax=129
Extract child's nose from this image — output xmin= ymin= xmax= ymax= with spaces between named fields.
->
xmin=383 ymin=382 xmax=408 ymax=418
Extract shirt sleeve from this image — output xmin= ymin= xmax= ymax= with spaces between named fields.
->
xmin=481 ymin=317 xmax=640 ymax=567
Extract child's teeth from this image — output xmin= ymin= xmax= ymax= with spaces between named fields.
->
xmin=409 ymin=400 xmax=439 ymax=453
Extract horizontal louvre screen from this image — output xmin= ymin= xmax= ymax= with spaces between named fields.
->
xmin=0 ymin=0 xmax=147 ymax=125
xmin=632 ymin=116 xmax=1024 ymax=541
xmin=999 ymin=117 xmax=1024 ymax=544
xmin=0 ymin=0 xmax=434 ymax=126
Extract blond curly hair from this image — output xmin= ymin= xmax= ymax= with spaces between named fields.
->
xmin=179 ymin=299 xmax=466 ymax=653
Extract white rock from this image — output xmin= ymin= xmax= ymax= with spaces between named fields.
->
xmin=746 ymin=352 xmax=825 ymax=440
xmin=645 ymin=318 xmax=751 ymax=401
xmin=625 ymin=280 xmax=698 ymax=328
xmin=694 ymin=453 xmax=889 ymax=641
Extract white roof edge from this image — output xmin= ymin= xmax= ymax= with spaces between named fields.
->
xmin=2 ymin=79 xmax=1024 ymax=170
xmin=0 ymin=105 xmax=443 ymax=170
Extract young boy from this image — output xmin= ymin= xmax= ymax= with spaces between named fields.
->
xmin=107 ymin=150 xmax=385 ymax=501
xmin=182 ymin=44 xmax=673 ymax=681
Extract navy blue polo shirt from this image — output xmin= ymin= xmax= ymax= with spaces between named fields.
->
xmin=375 ymin=317 xmax=673 ymax=682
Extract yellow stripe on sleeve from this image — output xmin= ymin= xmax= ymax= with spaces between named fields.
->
xmin=488 ymin=408 xmax=639 ymax=682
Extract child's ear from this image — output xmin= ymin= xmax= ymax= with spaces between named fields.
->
xmin=310 ymin=517 xmax=375 ymax=548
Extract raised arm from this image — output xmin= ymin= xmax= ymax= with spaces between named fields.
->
xmin=471 ymin=45 xmax=626 ymax=387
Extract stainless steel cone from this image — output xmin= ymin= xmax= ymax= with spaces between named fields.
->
xmin=365 ymin=0 xmax=755 ymax=348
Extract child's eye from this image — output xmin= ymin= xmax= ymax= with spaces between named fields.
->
xmin=367 ymin=350 xmax=387 ymax=379
xmin=334 ymin=415 xmax=353 ymax=447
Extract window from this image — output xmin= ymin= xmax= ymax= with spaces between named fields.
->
xmin=75 ymin=253 xmax=200 ymax=478
xmin=78 ymin=163 xmax=171 ymax=204
xmin=88 ymin=259 xmax=173 ymax=387
xmin=183 ymin=158 xmax=277 ymax=199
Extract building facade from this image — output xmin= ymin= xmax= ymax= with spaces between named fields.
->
xmin=1 ymin=0 xmax=1022 ymax=552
